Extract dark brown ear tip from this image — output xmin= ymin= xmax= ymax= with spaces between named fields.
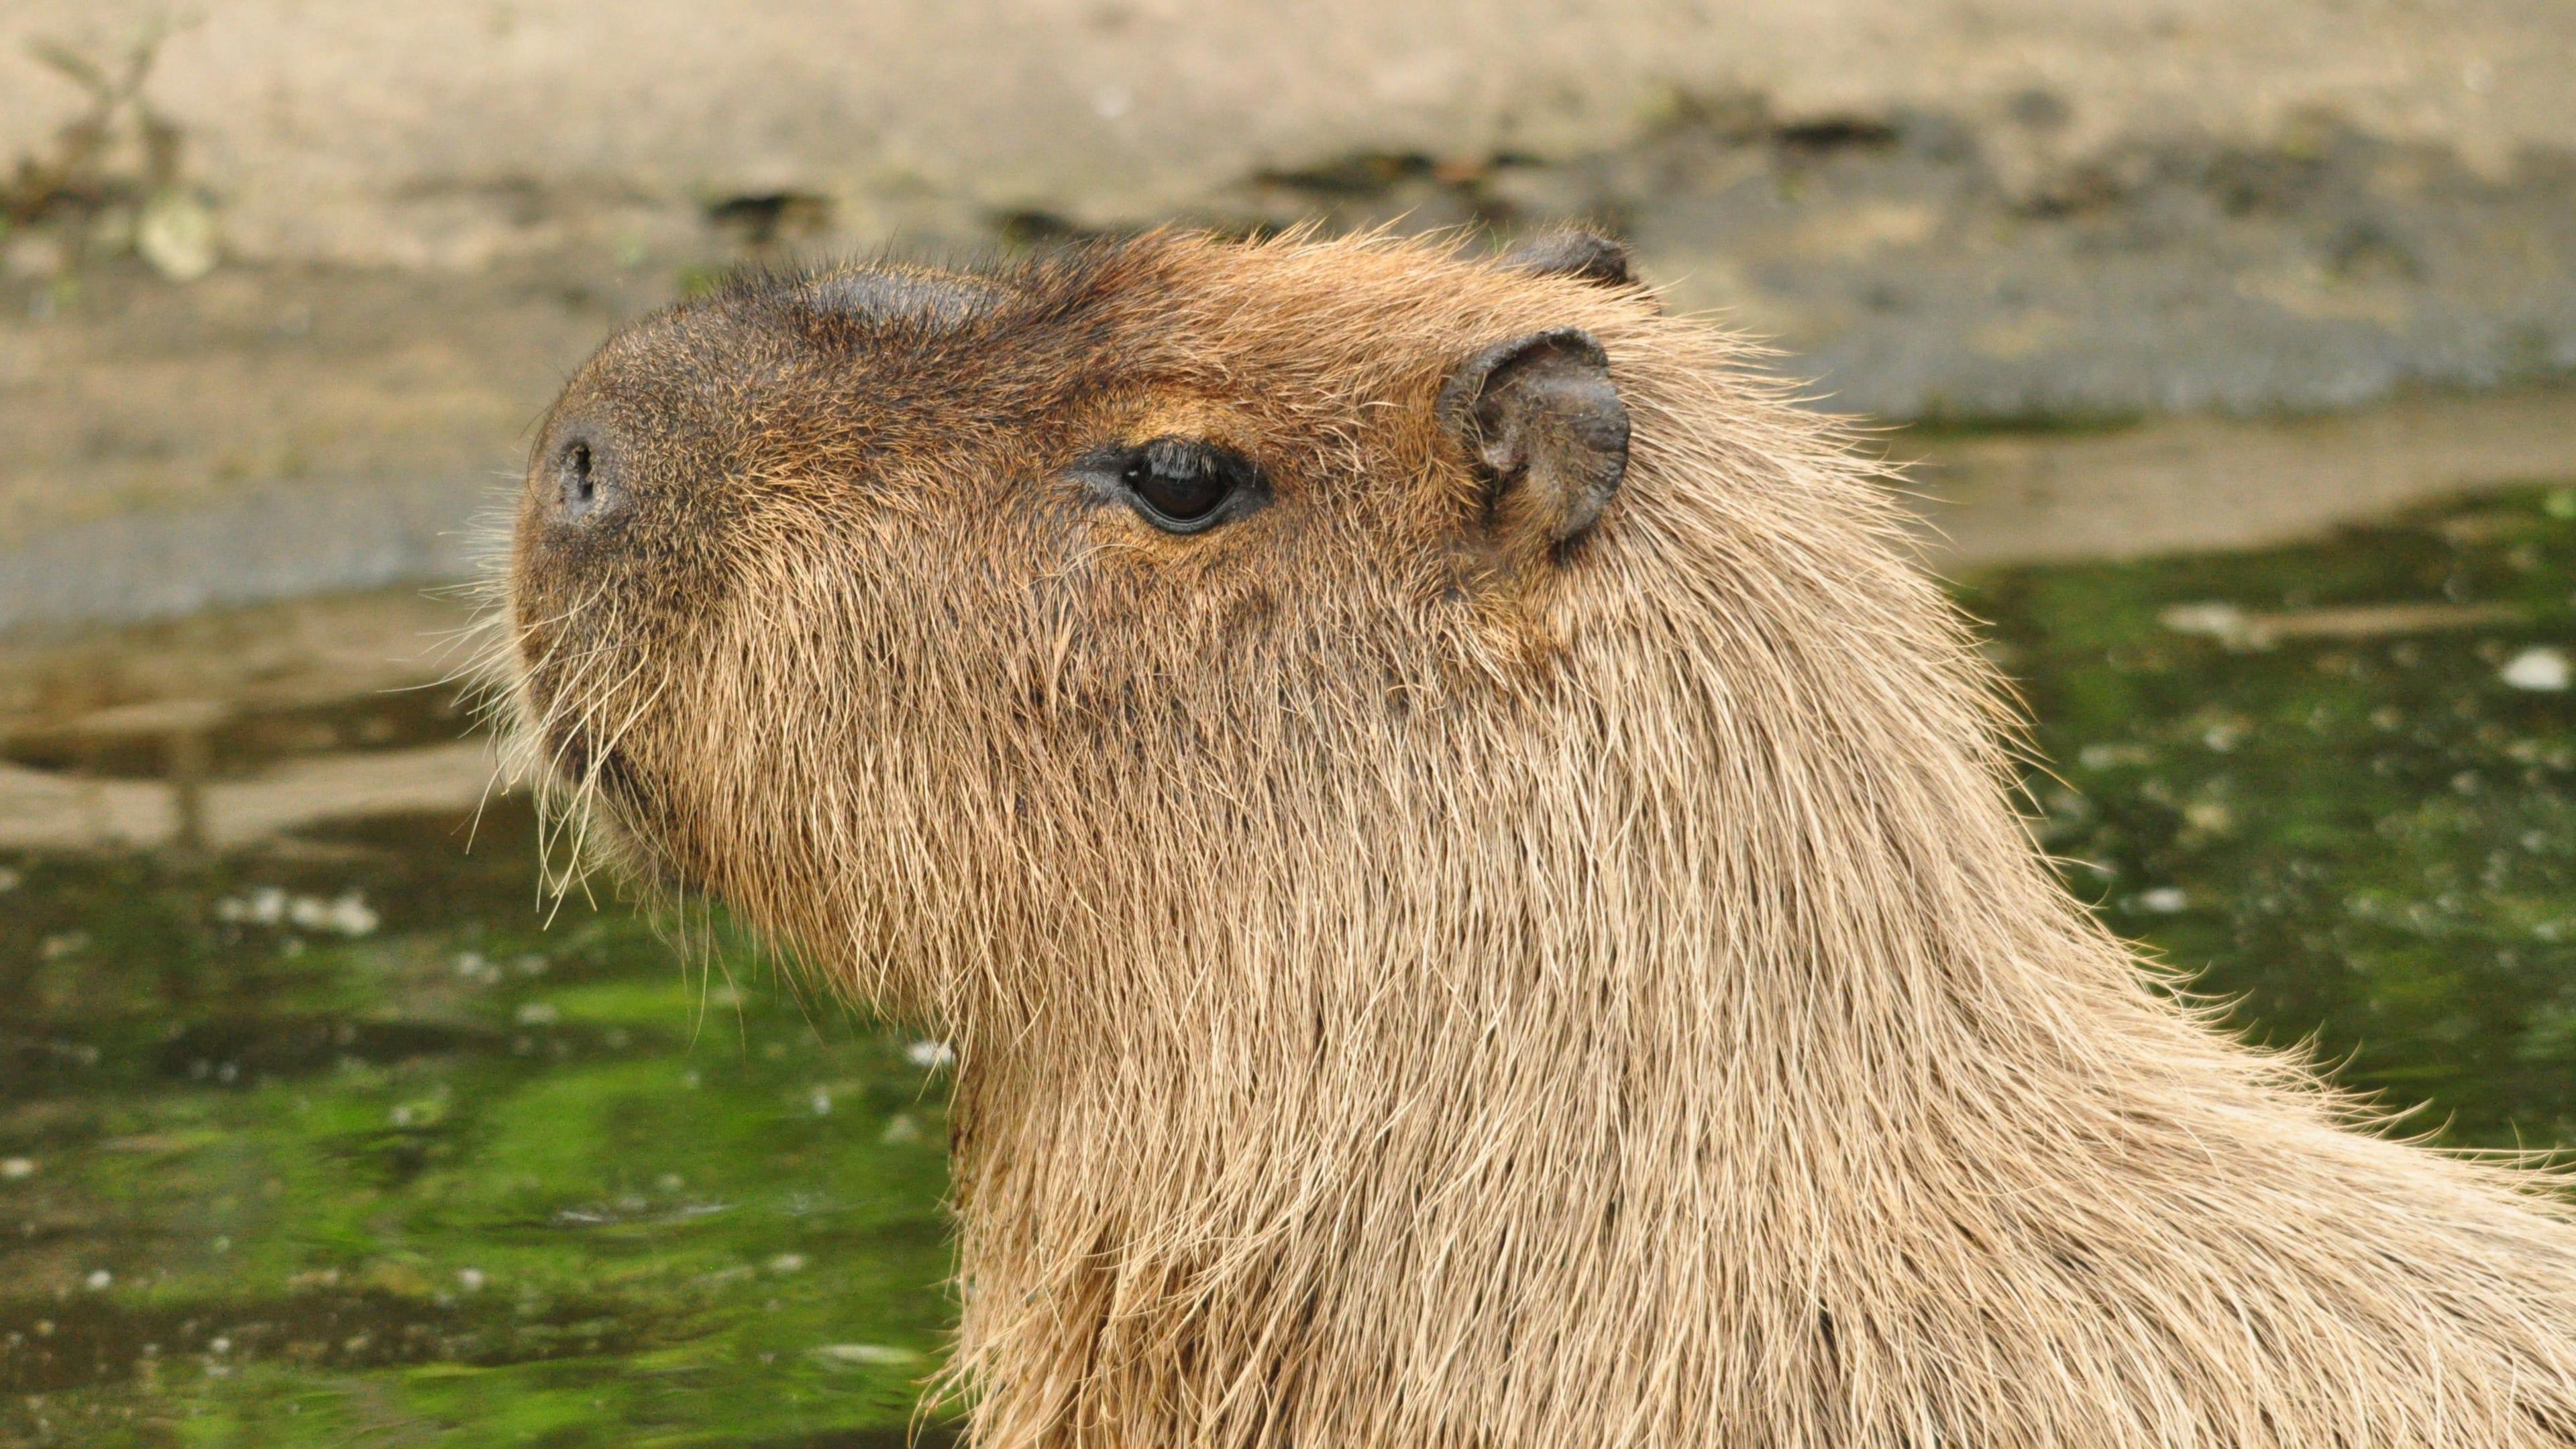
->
xmin=1499 ymin=230 xmax=1637 ymax=290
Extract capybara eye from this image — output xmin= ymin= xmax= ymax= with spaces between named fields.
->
xmin=1115 ymin=437 xmax=1261 ymax=534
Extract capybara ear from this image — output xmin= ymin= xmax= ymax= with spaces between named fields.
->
xmin=1436 ymin=327 xmax=1630 ymax=549
xmin=1499 ymin=229 xmax=1638 ymax=290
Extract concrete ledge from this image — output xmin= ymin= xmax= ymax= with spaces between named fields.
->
xmin=0 ymin=474 xmax=496 ymax=635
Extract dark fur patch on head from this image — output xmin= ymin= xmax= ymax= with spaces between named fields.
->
xmin=795 ymin=268 xmax=1010 ymax=327
xmin=1500 ymin=229 xmax=1637 ymax=289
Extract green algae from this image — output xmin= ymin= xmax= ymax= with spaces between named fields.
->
xmin=1 ymin=814 xmax=957 ymax=1446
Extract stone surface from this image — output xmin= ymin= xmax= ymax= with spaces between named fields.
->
xmin=1904 ymin=387 xmax=2576 ymax=567
xmin=5 ymin=1 xmax=2571 ymax=266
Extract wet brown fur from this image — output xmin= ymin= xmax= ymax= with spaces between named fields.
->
xmin=498 ymin=231 xmax=2576 ymax=1448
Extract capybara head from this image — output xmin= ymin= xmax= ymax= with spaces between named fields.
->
xmin=506 ymin=231 xmax=1713 ymax=1026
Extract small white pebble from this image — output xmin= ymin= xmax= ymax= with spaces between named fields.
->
xmin=225 ymin=887 xmax=286 ymax=925
xmin=84 ymin=1270 xmax=112 ymax=1291
xmin=768 ymin=1252 xmax=808 ymax=1275
xmin=2138 ymin=887 xmax=2189 ymax=914
xmin=2078 ymin=743 xmax=2151 ymax=769
xmin=2501 ymin=647 xmax=2571 ymax=692
xmin=2158 ymin=602 xmax=2247 ymax=641
xmin=814 ymin=1342 xmax=919 ymax=1366
xmin=325 ymin=893 xmax=380 ymax=936
xmin=207 ymin=1336 xmax=231 ymax=1354
xmin=457 ymin=1268 xmax=486 ymax=1292
xmin=810 ymin=1089 xmax=832 ymax=1116
xmin=906 ymin=1040 xmax=955 ymax=1070
xmin=0 ymin=1158 xmax=35 ymax=1180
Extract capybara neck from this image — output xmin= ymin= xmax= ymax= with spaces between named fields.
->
xmin=506 ymin=232 xmax=2576 ymax=1449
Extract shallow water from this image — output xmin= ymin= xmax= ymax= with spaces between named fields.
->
xmin=1981 ymin=486 xmax=2576 ymax=1148
xmin=5 ymin=486 xmax=2575 ymax=1445
xmin=1 ymin=814 xmax=957 ymax=1447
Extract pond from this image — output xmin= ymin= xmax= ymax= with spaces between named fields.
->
xmin=4 ymin=486 xmax=2574 ymax=1446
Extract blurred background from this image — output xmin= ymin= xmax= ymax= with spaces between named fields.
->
xmin=2 ymin=3 xmax=2573 ymax=1445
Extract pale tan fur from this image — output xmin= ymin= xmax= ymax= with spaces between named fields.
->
xmin=499 ymin=231 xmax=2576 ymax=1448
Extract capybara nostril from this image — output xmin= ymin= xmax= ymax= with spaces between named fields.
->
xmin=547 ymin=427 xmax=619 ymax=524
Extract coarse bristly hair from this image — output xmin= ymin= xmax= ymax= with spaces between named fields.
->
xmin=494 ymin=228 xmax=2576 ymax=1448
